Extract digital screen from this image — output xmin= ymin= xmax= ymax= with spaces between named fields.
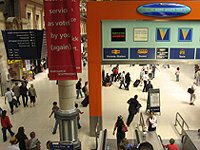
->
xmin=111 ymin=28 xmax=126 ymax=42
xmin=2 ymin=30 xmax=44 ymax=60
xmin=156 ymin=48 xmax=168 ymax=59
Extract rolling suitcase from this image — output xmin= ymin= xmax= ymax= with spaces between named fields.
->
xmin=133 ymin=79 xmax=140 ymax=87
xmin=81 ymin=96 xmax=89 ymax=107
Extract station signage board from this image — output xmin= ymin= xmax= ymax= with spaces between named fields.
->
xmin=156 ymin=48 xmax=168 ymax=59
xmin=130 ymin=48 xmax=155 ymax=59
xmin=51 ymin=143 xmax=73 ymax=150
xmin=2 ymin=30 xmax=43 ymax=60
xmin=170 ymin=48 xmax=194 ymax=59
xmin=103 ymin=48 xmax=128 ymax=60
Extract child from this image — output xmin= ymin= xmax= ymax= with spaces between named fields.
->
xmin=75 ymin=103 xmax=84 ymax=129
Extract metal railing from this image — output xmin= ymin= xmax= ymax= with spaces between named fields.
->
xmin=174 ymin=112 xmax=189 ymax=135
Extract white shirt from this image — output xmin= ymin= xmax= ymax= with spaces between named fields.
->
xmin=7 ymin=145 xmax=20 ymax=150
xmin=143 ymin=74 xmax=149 ymax=81
xmin=148 ymin=115 xmax=157 ymax=128
xmin=5 ymin=91 xmax=14 ymax=102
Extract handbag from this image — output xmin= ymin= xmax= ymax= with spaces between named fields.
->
xmin=122 ymin=125 xmax=128 ymax=132
xmin=187 ymin=88 xmax=194 ymax=94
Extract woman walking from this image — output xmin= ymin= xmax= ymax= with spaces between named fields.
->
xmin=0 ymin=110 xmax=15 ymax=142
xmin=113 ymin=115 xmax=127 ymax=150
xmin=15 ymin=126 xmax=28 ymax=150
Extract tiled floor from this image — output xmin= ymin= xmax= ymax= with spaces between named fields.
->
xmin=0 ymin=64 xmax=199 ymax=149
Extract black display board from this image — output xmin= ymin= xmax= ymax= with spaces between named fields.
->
xmin=156 ymin=48 xmax=168 ymax=59
xmin=111 ymin=28 xmax=126 ymax=41
xmin=2 ymin=30 xmax=44 ymax=60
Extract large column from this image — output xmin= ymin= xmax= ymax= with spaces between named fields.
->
xmin=56 ymin=80 xmax=81 ymax=149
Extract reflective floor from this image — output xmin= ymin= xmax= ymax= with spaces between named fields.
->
xmin=0 ymin=63 xmax=199 ymax=149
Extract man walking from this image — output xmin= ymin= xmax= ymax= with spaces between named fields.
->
xmin=12 ymin=82 xmax=21 ymax=105
xmin=76 ymin=78 xmax=83 ymax=99
xmin=49 ymin=101 xmax=59 ymax=134
xmin=5 ymin=88 xmax=14 ymax=115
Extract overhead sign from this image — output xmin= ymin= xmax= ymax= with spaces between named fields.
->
xmin=2 ymin=30 xmax=43 ymax=60
xmin=130 ymin=48 xmax=155 ymax=59
xmin=51 ymin=143 xmax=73 ymax=150
xmin=178 ymin=28 xmax=193 ymax=42
xmin=170 ymin=48 xmax=194 ymax=59
xmin=111 ymin=28 xmax=126 ymax=42
xmin=156 ymin=28 xmax=170 ymax=41
xmin=137 ymin=3 xmax=191 ymax=18
xmin=103 ymin=48 xmax=128 ymax=59
xmin=44 ymin=0 xmax=81 ymax=80
xmin=156 ymin=48 xmax=168 ymax=59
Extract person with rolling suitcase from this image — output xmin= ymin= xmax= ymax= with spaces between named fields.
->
xmin=133 ymin=79 xmax=140 ymax=87
xmin=81 ymin=96 xmax=89 ymax=107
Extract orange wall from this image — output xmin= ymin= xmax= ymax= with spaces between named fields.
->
xmin=87 ymin=1 xmax=200 ymax=117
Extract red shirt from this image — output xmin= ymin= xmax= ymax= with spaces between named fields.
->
xmin=1 ymin=116 xmax=12 ymax=128
xmin=165 ymin=144 xmax=179 ymax=150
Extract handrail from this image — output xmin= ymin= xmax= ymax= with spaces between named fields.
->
xmin=174 ymin=112 xmax=189 ymax=135
xmin=157 ymin=135 xmax=166 ymax=149
xmin=97 ymin=129 xmax=107 ymax=150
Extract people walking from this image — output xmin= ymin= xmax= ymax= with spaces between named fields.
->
xmin=82 ymin=81 xmax=89 ymax=97
xmin=0 ymin=110 xmax=15 ymax=142
xmin=146 ymin=111 xmax=157 ymax=131
xmin=76 ymin=78 xmax=83 ymax=99
xmin=146 ymin=80 xmax=153 ymax=92
xmin=119 ymin=71 xmax=126 ymax=89
xmin=26 ymin=131 xmax=41 ymax=150
xmin=113 ymin=115 xmax=127 ymax=150
xmin=20 ymin=82 xmax=28 ymax=107
xmin=75 ymin=103 xmax=84 ymax=129
xmin=142 ymin=71 xmax=149 ymax=92
xmin=28 ymin=84 xmax=37 ymax=107
xmin=49 ymin=101 xmax=59 ymax=134
xmin=175 ymin=67 xmax=180 ymax=82
xmin=126 ymin=95 xmax=141 ymax=126
xmin=12 ymin=82 xmax=21 ymax=105
xmin=15 ymin=126 xmax=28 ymax=150
xmin=189 ymin=82 xmax=197 ymax=105
xmin=5 ymin=87 xmax=14 ymax=114
xmin=125 ymin=72 xmax=131 ymax=90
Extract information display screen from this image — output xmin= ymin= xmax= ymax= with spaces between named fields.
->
xmin=2 ymin=30 xmax=44 ymax=60
xmin=150 ymin=93 xmax=160 ymax=107
xmin=111 ymin=28 xmax=126 ymax=42
xmin=156 ymin=48 xmax=168 ymax=59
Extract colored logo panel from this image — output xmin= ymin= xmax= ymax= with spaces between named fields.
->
xmin=156 ymin=28 xmax=170 ymax=41
xmin=196 ymin=48 xmax=200 ymax=59
xmin=103 ymin=48 xmax=128 ymax=59
xmin=130 ymin=48 xmax=155 ymax=59
xmin=170 ymin=48 xmax=194 ymax=59
xmin=156 ymin=48 xmax=169 ymax=59
xmin=111 ymin=28 xmax=126 ymax=42
xmin=178 ymin=28 xmax=192 ymax=42
xmin=137 ymin=3 xmax=191 ymax=18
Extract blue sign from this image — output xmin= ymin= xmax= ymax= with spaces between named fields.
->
xmin=156 ymin=28 xmax=170 ymax=41
xmin=130 ymin=48 xmax=155 ymax=59
xmin=170 ymin=48 xmax=194 ymax=59
xmin=103 ymin=48 xmax=128 ymax=59
xmin=137 ymin=3 xmax=191 ymax=18
xmin=196 ymin=48 xmax=200 ymax=59
xmin=178 ymin=28 xmax=192 ymax=42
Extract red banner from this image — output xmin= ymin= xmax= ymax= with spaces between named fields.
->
xmin=44 ymin=0 xmax=81 ymax=80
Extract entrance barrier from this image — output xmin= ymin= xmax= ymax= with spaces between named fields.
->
xmin=174 ymin=112 xmax=189 ymax=135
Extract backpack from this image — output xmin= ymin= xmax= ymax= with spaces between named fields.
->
xmin=82 ymin=86 xmax=86 ymax=93
xmin=76 ymin=83 xmax=79 ymax=89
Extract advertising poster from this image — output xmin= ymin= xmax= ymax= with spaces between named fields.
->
xmin=133 ymin=28 xmax=148 ymax=42
xmin=44 ymin=0 xmax=81 ymax=80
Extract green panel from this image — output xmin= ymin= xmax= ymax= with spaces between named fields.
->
xmin=102 ymin=20 xmax=200 ymax=48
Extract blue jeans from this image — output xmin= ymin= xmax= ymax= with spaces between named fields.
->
xmin=76 ymin=89 xmax=83 ymax=99
xmin=176 ymin=75 xmax=179 ymax=82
